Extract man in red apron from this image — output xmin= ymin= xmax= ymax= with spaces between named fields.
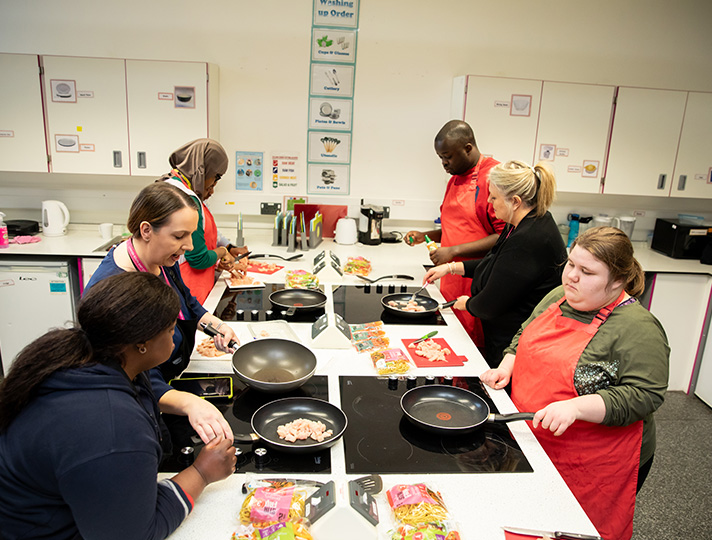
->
xmin=406 ymin=120 xmax=505 ymax=347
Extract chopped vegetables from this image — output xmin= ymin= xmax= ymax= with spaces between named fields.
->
xmin=343 ymin=256 xmax=372 ymax=276
xmin=285 ymin=270 xmax=319 ymax=289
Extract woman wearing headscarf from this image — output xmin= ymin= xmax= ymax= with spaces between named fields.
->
xmin=159 ymin=138 xmax=249 ymax=303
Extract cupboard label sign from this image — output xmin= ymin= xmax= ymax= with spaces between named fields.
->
xmin=313 ymin=0 xmax=359 ymax=28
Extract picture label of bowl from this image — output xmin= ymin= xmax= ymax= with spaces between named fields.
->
xmin=176 ymin=93 xmax=193 ymax=102
xmin=512 ymin=97 xmax=530 ymax=111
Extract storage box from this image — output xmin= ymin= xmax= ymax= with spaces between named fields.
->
xmin=651 ymin=218 xmax=711 ymax=259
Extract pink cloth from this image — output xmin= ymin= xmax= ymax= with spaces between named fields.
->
xmin=9 ymin=236 xmax=41 ymax=244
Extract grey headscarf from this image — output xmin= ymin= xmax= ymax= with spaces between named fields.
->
xmin=159 ymin=138 xmax=229 ymax=199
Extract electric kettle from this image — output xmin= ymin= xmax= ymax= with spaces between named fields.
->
xmin=335 ymin=217 xmax=358 ymax=245
xmin=42 ymin=200 xmax=70 ymax=237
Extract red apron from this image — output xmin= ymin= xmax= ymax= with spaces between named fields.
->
xmin=511 ymin=291 xmax=642 ymax=540
xmin=180 ymin=202 xmax=218 ymax=304
xmin=440 ymin=156 xmax=500 ymax=347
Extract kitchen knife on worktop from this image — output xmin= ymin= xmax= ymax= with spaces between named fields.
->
xmin=411 ymin=331 xmax=438 ymax=345
xmin=502 ymin=526 xmax=603 ymax=540
xmin=200 ymin=322 xmax=238 ymax=350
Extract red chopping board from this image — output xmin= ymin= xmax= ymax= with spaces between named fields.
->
xmin=401 ymin=338 xmax=468 ymax=367
xmin=294 ymin=203 xmax=348 ymax=238
xmin=245 ymin=261 xmax=284 ymax=275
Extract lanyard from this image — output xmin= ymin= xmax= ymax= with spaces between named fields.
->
xmin=127 ymin=238 xmax=185 ymax=320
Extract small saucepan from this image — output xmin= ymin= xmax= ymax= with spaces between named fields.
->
xmin=400 ymin=385 xmax=534 ymax=435
xmin=233 ymin=397 xmax=348 ymax=454
xmin=269 ymin=288 xmax=327 ymax=316
xmin=381 ymin=293 xmax=456 ymax=318
xmin=232 ymin=338 xmax=317 ymax=393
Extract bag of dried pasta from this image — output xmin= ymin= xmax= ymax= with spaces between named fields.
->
xmin=386 ymin=483 xmax=461 ymax=540
xmin=233 ymin=478 xmax=316 ymax=539
xmin=371 ymin=348 xmax=413 ymax=375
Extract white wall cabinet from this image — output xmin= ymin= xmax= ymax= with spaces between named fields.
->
xmin=534 ymin=82 xmax=615 ymax=194
xmin=670 ymin=92 xmax=712 ymax=199
xmin=648 ymin=272 xmax=712 ymax=391
xmin=8 ymin=55 xmax=217 ymax=176
xmin=460 ymin=75 xmax=542 ymax=164
xmin=42 ymin=55 xmax=130 ymax=175
xmin=603 ymin=87 xmax=687 ymax=197
xmin=0 ymin=53 xmax=49 ymax=173
xmin=125 ymin=60 xmax=214 ymax=176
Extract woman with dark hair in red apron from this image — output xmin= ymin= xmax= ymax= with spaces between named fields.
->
xmin=482 ymin=227 xmax=670 ymax=540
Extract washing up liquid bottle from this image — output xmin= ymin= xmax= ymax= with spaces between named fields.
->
xmin=424 ymin=235 xmax=437 ymax=253
xmin=567 ymin=213 xmax=580 ymax=248
xmin=0 ymin=212 xmax=9 ymax=248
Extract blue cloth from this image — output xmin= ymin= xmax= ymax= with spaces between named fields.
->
xmin=84 ymin=247 xmax=207 ymax=393
xmin=0 ymin=364 xmax=192 ymax=540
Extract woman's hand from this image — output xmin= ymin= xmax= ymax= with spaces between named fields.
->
xmin=229 ymin=245 xmax=250 ymax=258
xmin=453 ymin=295 xmax=469 ymax=311
xmin=183 ymin=393 xmax=235 ymax=443
xmin=404 ymin=231 xmax=425 ymax=246
xmin=217 ymin=258 xmax=234 ymax=272
xmin=532 ymin=395 xmax=607 ymax=436
xmin=192 ymin=435 xmax=237 ymax=484
xmin=480 ymin=353 xmax=515 ymax=390
xmin=423 ymin=264 xmax=449 ymax=284
xmin=213 ymin=323 xmax=239 ymax=353
xmin=480 ymin=367 xmax=511 ymax=390
xmin=218 ymin=249 xmax=235 ymax=265
xmin=532 ymin=401 xmax=579 ymax=436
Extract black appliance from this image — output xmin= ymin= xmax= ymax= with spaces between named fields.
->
xmin=339 ymin=375 xmax=533 ymax=474
xmin=358 ymin=204 xmax=383 ymax=245
xmin=159 ymin=375 xmax=331 ymax=474
xmin=6 ymin=219 xmax=40 ymax=237
xmin=651 ymin=218 xmax=711 ymax=259
xmin=214 ymin=283 xmax=448 ymax=326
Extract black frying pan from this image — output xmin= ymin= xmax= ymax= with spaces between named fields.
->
xmin=232 ymin=338 xmax=317 ymax=393
xmin=381 ymin=293 xmax=456 ymax=318
xmin=401 ymin=385 xmax=533 ymax=435
xmin=269 ymin=289 xmax=327 ymax=316
xmin=233 ymin=397 xmax=348 ymax=454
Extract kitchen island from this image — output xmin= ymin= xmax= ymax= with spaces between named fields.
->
xmin=158 ymin=230 xmax=601 ymax=540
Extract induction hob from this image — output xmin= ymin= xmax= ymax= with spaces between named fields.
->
xmin=213 ymin=283 xmax=447 ymax=325
xmin=340 ymin=376 xmax=533 ymax=474
xmin=159 ymin=375 xmax=331 ymax=474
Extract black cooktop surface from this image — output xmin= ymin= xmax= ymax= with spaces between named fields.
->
xmin=340 ymin=376 xmax=533 ymax=474
xmin=160 ymin=375 xmax=331 ymax=474
xmin=214 ymin=283 xmax=447 ymax=325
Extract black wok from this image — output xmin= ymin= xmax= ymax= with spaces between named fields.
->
xmin=381 ymin=292 xmax=456 ymax=318
xmin=232 ymin=338 xmax=317 ymax=393
xmin=401 ymin=385 xmax=533 ymax=434
xmin=233 ymin=397 xmax=347 ymax=454
xmin=269 ymin=289 xmax=327 ymax=316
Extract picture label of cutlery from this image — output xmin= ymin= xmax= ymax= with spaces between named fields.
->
xmin=309 ymin=64 xmax=354 ymax=97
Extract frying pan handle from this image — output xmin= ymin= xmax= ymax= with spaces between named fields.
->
xmin=439 ymin=300 xmax=456 ymax=309
xmin=233 ymin=434 xmax=260 ymax=444
xmin=285 ymin=306 xmax=296 ymax=316
xmin=489 ymin=412 xmax=535 ymax=422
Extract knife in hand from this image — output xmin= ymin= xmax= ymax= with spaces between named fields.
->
xmin=200 ymin=322 xmax=238 ymax=350
xmin=502 ymin=526 xmax=603 ymax=540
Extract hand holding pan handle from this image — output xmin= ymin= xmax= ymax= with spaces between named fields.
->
xmin=439 ymin=300 xmax=456 ymax=309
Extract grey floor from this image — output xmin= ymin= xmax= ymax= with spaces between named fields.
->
xmin=633 ymin=391 xmax=712 ymax=539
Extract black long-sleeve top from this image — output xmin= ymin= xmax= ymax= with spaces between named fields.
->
xmin=462 ymin=210 xmax=567 ymax=366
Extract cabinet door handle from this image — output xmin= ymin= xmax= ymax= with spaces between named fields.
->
xmin=657 ymin=174 xmax=667 ymax=190
xmin=677 ymin=175 xmax=687 ymax=191
xmin=113 ymin=151 xmax=122 ymax=168
xmin=137 ymin=152 xmax=147 ymax=169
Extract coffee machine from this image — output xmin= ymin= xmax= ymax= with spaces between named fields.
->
xmin=358 ymin=204 xmax=383 ymax=245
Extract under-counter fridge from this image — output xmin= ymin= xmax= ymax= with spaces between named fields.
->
xmin=0 ymin=257 xmax=80 ymax=376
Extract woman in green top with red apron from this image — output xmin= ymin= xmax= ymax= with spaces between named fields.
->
xmin=160 ymin=139 xmax=249 ymax=304
xmin=481 ymin=227 xmax=670 ymax=540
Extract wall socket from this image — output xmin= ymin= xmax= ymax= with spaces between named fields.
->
xmin=260 ymin=202 xmax=282 ymax=215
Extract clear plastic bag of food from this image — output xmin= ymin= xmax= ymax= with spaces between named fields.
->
xmin=235 ymin=477 xmax=319 ymax=538
xmin=351 ymin=328 xmax=387 ymax=342
xmin=386 ymin=483 xmax=461 ymax=540
xmin=353 ymin=336 xmax=390 ymax=353
xmin=371 ymin=348 xmax=413 ymax=375
xmin=343 ymin=256 xmax=372 ymax=276
xmin=285 ymin=270 xmax=319 ymax=289
xmin=349 ymin=321 xmax=383 ymax=333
